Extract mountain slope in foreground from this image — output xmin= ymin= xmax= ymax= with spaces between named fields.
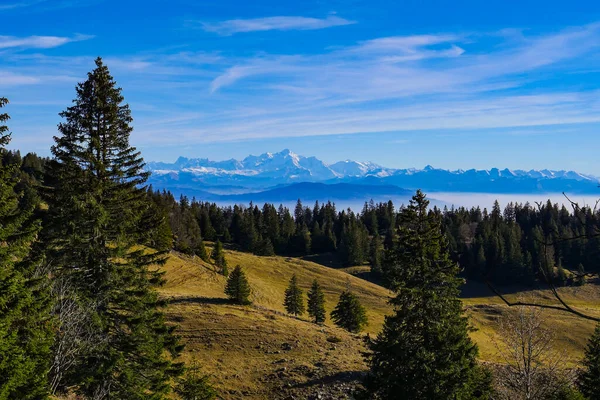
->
xmin=159 ymin=246 xmax=600 ymax=399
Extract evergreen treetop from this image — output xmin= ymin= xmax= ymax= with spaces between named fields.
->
xmin=330 ymin=290 xmax=368 ymax=333
xmin=225 ymin=265 xmax=251 ymax=305
xmin=307 ymin=279 xmax=326 ymax=324
xmin=284 ymin=274 xmax=305 ymax=316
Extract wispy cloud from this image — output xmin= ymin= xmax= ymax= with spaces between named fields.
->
xmin=0 ymin=34 xmax=93 ymax=50
xmin=0 ymin=0 xmax=46 ymax=11
xmin=0 ymin=0 xmax=102 ymax=12
xmin=199 ymin=15 xmax=355 ymax=35
xmin=4 ymin=21 xmax=600 ymax=159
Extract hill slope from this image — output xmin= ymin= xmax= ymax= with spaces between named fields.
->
xmin=159 ymin=247 xmax=600 ymax=399
xmin=159 ymin=247 xmax=392 ymax=399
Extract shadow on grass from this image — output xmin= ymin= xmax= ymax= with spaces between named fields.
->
xmin=168 ymin=296 xmax=231 ymax=305
xmin=302 ymin=252 xmax=344 ymax=269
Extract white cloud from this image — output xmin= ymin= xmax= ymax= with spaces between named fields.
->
xmin=0 ymin=34 xmax=93 ymax=50
xmin=199 ymin=15 xmax=355 ymax=35
xmin=0 ymin=0 xmax=46 ymax=11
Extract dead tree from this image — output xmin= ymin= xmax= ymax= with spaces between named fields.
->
xmin=493 ymin=303 xmax=574 ymax=399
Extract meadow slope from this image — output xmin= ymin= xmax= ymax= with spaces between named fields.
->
xmin=159 ymin=246 xmax=600 ymax=399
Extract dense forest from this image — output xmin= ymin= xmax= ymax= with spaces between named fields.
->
xmin=2 ymin=59 xmax=600 ymax=400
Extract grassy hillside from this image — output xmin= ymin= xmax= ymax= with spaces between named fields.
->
xmin=159 ymin=246 xmax=392 ymax=399
xmin=159 ymin=246 xmax=600 ymax=398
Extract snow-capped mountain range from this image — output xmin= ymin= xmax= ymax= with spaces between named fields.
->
xmin=145 ymin=149 xmax=600 ymax=200
xmin=148 ymin=149 xmax=388 ymax=181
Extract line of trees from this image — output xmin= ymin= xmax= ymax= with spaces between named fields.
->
xmin=144 ymin=193 xmax=600 ymax=287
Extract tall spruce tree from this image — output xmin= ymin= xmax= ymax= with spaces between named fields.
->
xmin=578 ymin=323 xmax=600 ymax=400
xmin=43 ymin=58 xmax=183 ymax=399
xmin=0 ymin=97 xmax=53 ymax=399
xmin=364 ymin=190 xmax=489 ymax=399
xmin=307 ymin=279 xmax=326 ymax=324
xmin=284 ymin=274 xmax=305 ymax=316
xmin=225 ymin=265 xmax=251 ymax=305
xmin=330 ymin=290 xmax=368 ymax=333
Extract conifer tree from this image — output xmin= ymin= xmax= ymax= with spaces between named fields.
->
xmin=0 ymin=97 xmax=53 ymax=400
xmin=284 ymin=274 xmax=305 ymax=316
xmin=211 ymin=239 xmax=228 ymax=275
xmin=43 ymin=58 xmax=183 ymax=398
xmin=225 ymin=265 xmax=251 ymax=305
xmin=364 ymin=190 xmax=489 ymax=399
xmin=331 ymin=290 xmax=368 ymax=333
xmin=175 ymin=359 xmax=217 ymax=400
xmin=369 ymin=234 xmax=383 ymax=274
xmin=578 ymin=323 xmax=600 ymax=400
xmin=307 ymin=279 xmax=326 ymax=324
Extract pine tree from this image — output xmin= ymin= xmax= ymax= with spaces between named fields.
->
xmin=364 ymin=190 xmax=489 ymax=399
xmin=330 ymin=290 xmax=368 ymax=333
xmin=175 ymin=359 xmax=217 ymax=400
xmin=369 ymin=234 xmax=383 ymax=274
xmin=225 ymin=265 xmax=251 ymax=305
xmin=284 ymin=274 xmax=305 ymax=316
xmin=307 ymin=279 xmax=326 ymax=324
xmin=43 ymin=58 xmax=183 ymax=398
xmin=0 ymin=97 xmax=53 ymax=399
xmin=578 ymin=323 xmax=600 ymax=400
xmin=211 ymin=240 xmax=227 ymax=275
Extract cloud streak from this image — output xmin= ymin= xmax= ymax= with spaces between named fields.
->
xmin=4 ymin=21 xmax=600 ymax=163
xmin=0 ymin=34 xmax=93 ymax=50
xmin=199 ymin=15 xmax=355 ymax=35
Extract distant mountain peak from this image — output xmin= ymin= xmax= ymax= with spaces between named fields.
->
xmin=146 ymin=150 xmax=600 ymax=195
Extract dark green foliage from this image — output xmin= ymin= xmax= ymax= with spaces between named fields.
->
xmin=576 ymin=263 xmax=586 ymax=286
xmin=211 ymin=240 xmax=227 ymax=275
xmin=284 ymin=274 xmax=305 ymax=316
xmin=225 ymin=265 xmax=251 ymax=305
xmin=364 ymin=190 xmax=489 ymax=400
xmin=330 ymin=290 xmax=368 ymax=333
xmin=550 ymin=383 xmax=585 ymax=400
xmin=307 ymin=279 xmax=326 ymax=324
xmin=175 ymin=359 xmax=217 ymax=400
xmin=578 ymin=322 xmax=600 ymax=400
xmin=43 ymin=59 xmax=183 ymax=398
xmin=0 ymin=97 xmax=52 ymax=400
xmin=369 ymin=234 xmax=383 ymax=274
xmin=338 ymin=214 xmax=369 ymax=266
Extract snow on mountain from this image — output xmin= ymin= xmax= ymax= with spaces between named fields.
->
xmin=329 ymin=160 xmax=383 ymax=177
xmin=146 ymin=149 xmax=600 ymax=194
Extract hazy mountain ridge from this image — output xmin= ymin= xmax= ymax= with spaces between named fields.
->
xmin=146 ymin=149 xmax=600 ymax=197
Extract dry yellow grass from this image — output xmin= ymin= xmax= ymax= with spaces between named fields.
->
xmin=159 ymin=246 xmax=392 ymax=399
xmin=159 ymin=246 xmax=600 ymax=398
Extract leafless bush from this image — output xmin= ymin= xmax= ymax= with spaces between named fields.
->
xmin=493 ymin=300 xmax=575 ymax=399
xmin=49 ymin=276 xmax=104 ymax=396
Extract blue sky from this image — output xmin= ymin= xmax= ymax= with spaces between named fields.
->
xmin=1 ymin=0 xmax=600 ymax=173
